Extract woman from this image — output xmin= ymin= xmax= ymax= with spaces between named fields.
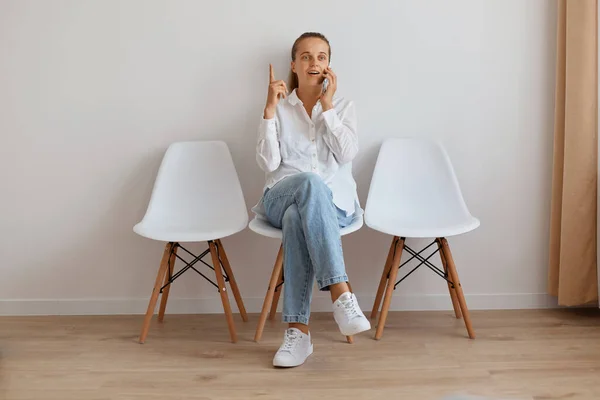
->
xmin=254 ymin=32 xmax=370 ymax=368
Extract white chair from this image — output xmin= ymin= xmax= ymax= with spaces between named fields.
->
xmin=134 ymin=141 xmax=248 ymax=344
xmin=365 ymin=138 xmax=480 ymax=340
xmin=250 ymin=214 xmax=363 ymax=343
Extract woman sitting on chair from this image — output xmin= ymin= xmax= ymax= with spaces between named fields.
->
xmin=253 ymin=32 xmax=371 ymax=368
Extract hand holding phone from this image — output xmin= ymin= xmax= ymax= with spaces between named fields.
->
xmin=322 ymin=62 xmax=331 ymax=95
xmin=320 ymin=64 xmax=336 ymax=110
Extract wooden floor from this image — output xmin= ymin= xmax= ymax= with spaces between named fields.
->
xmin=1 ymin=309 xmax=600 ymax=400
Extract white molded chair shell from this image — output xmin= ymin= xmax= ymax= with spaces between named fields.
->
xmin=365 ymin=138 xmax=479 ymax=238
xmin=249 ymin=215 xmax=363 ymax=239
xmin=134 ymin=141 xmax=248 ymax=242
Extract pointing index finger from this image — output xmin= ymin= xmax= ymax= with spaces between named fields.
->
xmin=269 ymin=64 xmax=275 ymax=83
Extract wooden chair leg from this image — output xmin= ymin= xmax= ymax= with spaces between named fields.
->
xmin=440 ymin=238 xmax=475 ymax=339
xmin=269 ymin=267 xmax=284 ymax=321
xmin=209 ymin=241 xmax=237 ymax=343
xmin=436 ymin=238 xmax=462 ymax=319
xmin=139 ymin=242 xmax=174 ymax=344
xmin=158 ymin=243 xmax=178 ymax=323
xmin=215 ymin=239 xmax=248 ymax=322
xmin=371 ymin=237 xmax=398 ymax=320
xmin=254 ymin=245 xmax=284 ymax=342
xmin=375 ymin=238 xmax=405 ymax=340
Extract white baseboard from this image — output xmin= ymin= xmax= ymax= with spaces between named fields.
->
xmin=0 ymin=293 xmax=558 ymax=316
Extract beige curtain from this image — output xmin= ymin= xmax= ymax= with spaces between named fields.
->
xmin=549 ymin=0 xmax=598 ymax=306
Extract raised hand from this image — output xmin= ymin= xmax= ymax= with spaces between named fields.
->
xmin=264 ymin=64 xmax=288 ymax=119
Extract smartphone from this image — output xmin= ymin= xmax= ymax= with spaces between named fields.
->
xmin=322 ymin=62 xmax=331 ymax=95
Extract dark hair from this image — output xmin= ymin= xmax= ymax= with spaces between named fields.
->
xmin=288 ymin=32 xmax=331 ymax=91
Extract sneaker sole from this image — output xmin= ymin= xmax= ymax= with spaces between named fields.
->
xmin=339 ymin=321 xmax=372 ymax=337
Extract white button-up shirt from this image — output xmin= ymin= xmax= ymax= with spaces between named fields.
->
xmin=254 ymin=89 xmax=361 ymax=217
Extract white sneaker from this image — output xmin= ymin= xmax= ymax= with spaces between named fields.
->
xmin=272 ymin=328 xmax=313 ymax=368
xmin=333 ymin=292 xmax=372 ymax=336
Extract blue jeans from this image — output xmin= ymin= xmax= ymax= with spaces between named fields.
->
xmin=262 ymin=172 xmax=354 ymax=325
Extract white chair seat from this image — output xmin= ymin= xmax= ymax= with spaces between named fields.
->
xmin=365 ymin=137 xmax=480 ymax=239
xmin=134 ymin=221 xmax=247 ymax=243
xmin=133 ymin=141 xmax=248 ymax=243
xmin=249 ymin=215 xmax=364 ymax=239
xmin=365 ymin=214 xmax=480 ymax=239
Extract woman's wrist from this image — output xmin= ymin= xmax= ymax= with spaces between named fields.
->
xmin=263 ymin=106 xmax=275 ymax=119
xmin=321 ymin=100 xmax=333 ymax=111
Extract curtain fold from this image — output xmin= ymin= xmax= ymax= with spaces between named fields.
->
xmin=548 ymin=0 xmax=598 ymax=306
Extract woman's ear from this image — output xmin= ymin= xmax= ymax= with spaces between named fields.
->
xmin=291 ymin=61 xmax=296 ymax=74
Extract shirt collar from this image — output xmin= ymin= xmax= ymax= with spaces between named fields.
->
xmin=288 ymin=89 xmax=302 ymax=106
xmin=288 ymin=89 xmax=336 ymax=107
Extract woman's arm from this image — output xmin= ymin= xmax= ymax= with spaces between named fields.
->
xmin=256 ymin=115 xmax=281 ymax=173
xmin=257 ymin=64 xmax=287 ymax=172
xmin=322 ymin=101 xmax=359 ymax=165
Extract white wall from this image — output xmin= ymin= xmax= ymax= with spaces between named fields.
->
xmin=0 ymin=0 xmax=557 ymax=315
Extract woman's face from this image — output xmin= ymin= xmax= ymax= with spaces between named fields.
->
xmin=291 ymin=37 xmax=330 ymax=89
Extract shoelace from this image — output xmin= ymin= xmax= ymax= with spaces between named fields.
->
xmin=341 ymin=296 xmax=360 ymax=319
xmin=281 ymin=331 xmax=301 ymax=352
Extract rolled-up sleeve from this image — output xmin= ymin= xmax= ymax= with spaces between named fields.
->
xmin=256 ymin=116 xmax=281 ymax=172
xmin=322 ymin=101 xmax=358 ymax=165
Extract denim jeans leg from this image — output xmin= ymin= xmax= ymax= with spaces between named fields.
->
xmin=289 ymin=174 xmax=348 ymax=291
xmin=262 ymin=172 xmax=352 ymax=325
xmin=281 ymin=204 xmax=313 ymax=325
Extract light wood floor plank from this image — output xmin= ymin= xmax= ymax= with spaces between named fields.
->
xmin=1 ymin=309 xmax=599 ymax=399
